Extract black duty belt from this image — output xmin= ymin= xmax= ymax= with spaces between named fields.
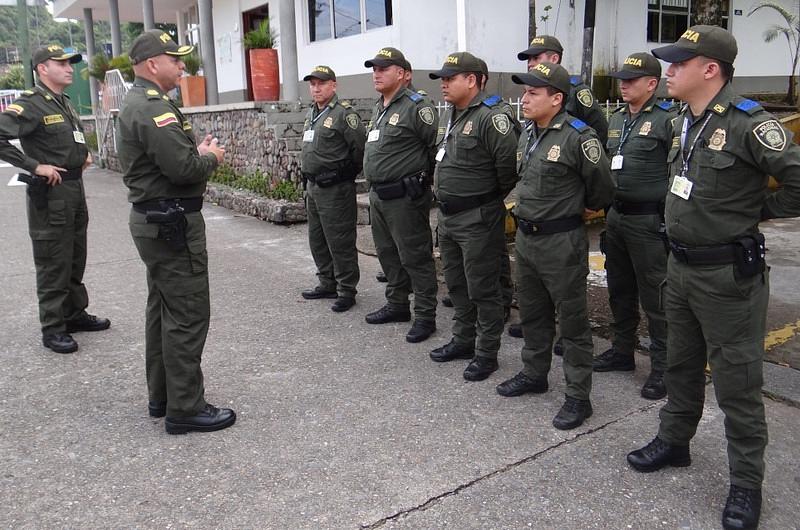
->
xmin=59 ymin=167 xmax=83 ymax=181
xmin=304 ymin=169 xmax=351 ymax=188
xmin=669 ymin=239 xmax=738 ymax=266
xmin=437 ymin=190 xmax=499 ymax=216
xmin=517 ymin=215 xmax=582 ymax=236
xmin=132 ymin=197 xmax=203 ymax=214
xmin=612 ymin=200 xmax=662 ymax=216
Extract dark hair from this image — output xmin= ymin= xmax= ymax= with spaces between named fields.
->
xmin=701 ymin=57 xmax=734 ymax=81
xmin=545 ymin=86 xmax=566 ymax=108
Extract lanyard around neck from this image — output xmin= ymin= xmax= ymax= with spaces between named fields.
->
xmin=679 ymin=112 xmax=713 ymax=178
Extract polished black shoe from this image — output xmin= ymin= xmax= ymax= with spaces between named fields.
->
xmin=496 ymin=371 xmax=548 ymax=397
xmin=331 ymin=296 xmax=356 ymax=312
xmin=65 ymin=314 xmax=111 ymax=333
xmin=641 ymin=370 xmax=666 ymax=400
xmin=722 ymin=485 xmax=761 ymax=530
xmin=441 ymin=295 xmax=453 ymax=307
xmin=148 ymin=400 xmax=167 ymax=418
xmin=463 ymin=356 xmax=498 ymax=381
xmin=552 ymin=396 xmax=593 ymax=430
xmin=592 ymin=346 xmax=635 ymax=372
xmin=42 ymin=332 xmax=78 ymax=354
xmin=553 ymin=337 xmax=564 ymax=356
xmin=406 ymin=319 xmax=436 ymax=343
xmin=508 ymin=323 xmax=523 ymax=338
xmin=375 ymin=270 xmax=388 ymax=283
xmin=301 ymin=286 xmax=338 ymax=300
xmin=165 ymin=403 xmax=236 ymax=434
xmin=365 ymin=305 xmax=411 ymax=324
xmin=627 ymin=436 xmax=691 ymax=472
xmin=429 ymin=339 xmax=474 ymax=362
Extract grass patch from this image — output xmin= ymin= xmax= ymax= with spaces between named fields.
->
xmin=210 ymin=164 xmax=303 ymax=202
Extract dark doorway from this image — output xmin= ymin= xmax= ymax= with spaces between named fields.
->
xmin=243 ymin=4 xmax=270 ymax=101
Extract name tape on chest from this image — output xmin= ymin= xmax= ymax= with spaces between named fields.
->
xmin=43 ymin=114 xmax=64 ymax=125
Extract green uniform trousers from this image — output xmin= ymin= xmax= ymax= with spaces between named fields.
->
xmin=28 ymin=179 xmax=89 ymax=334
xmin=369 ymin=188 xmax=437 ymax=321
xmin=516 ymin=228 xmax=594 ymax=400
xmin=130 ymin=209 xmax=209 ymax=418
xmin=603 ymin=208 xmax=667 ymax=370
xmin=306 ymin=181 xmax=359 ymax=297
xmin=658 ymin=256 xmax=769 ymax=490
xmin=500 ymin=244 xmax=513 ymax=310
xmin=438 ymin=201 xmax=506 ymax=358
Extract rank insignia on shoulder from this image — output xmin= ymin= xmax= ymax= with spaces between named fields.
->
xmin=735 ymin=98 xmax=760 ymax=112
xmin=4 ymin=103 xmax=24 ymax=115
xmin=43 ymin=114 xmax=65 ymax=125
xmin=146 ymin=89 xmax=160 ymax=98
xmin=568 ymin=118 xmax=589 ymax=132
xmin=340 ymin=100 xmax=352 ymax=108
xmin=182 ymin=120 xmax=192 ymax=131
xmin=712 ymin=103 xmax=727 ymax=114
xmin=407 ymin=92 xmax=423 ymax=103
xmin=581 ymin=138 xmax=603 ymax=164
xmin=753 ymin=119 xmax=787 ymax=151
xmin=418 ymin=106 xmax=435 ymax=126
xmin=346 ymin=113 xmax=360 ymax=129
xmin=482 ymin=94 xmax=501 ymax=107
xmin=152 ymin=112 xmax=179 ymax=127
xmin=570 ymin=75 xmax=581 ymax=86
xmin=577 ymin=88 xmax=594 ymax=108
xmin=492 ymin=114 xmax=511 ymax=135
xmin=417 ymin=89 xmax=428 ymax=96
xmin=22 ymin=90 xmax=34 ymax=96
xmin=656 ymin=100 xmax=673 ymax=111
xmin=162 ymin=95 xmax=170 ymax=101
xmin=671 ymin=136 xmax=680 ymax=149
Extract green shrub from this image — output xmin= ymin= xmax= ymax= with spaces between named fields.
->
xmin=108 ymin=55 xmax=134 ymax=82
xmin=182 ymin=52 xmax=202 ymax=76
xmin=0 ymin=64 xmax=25 ymax=89
xmin=243 ymin=19 xmax=278 ymax=49
xmin=209 ymin=164 xmax=302 ymax=202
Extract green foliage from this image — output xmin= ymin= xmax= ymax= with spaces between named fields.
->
xmin=86 ymin=53 xmax=110 ymax=82
xmin=182 ymin=52 xmax=202 ymax=76
xmin=243 ymin=19 xmax=277 ymax=49
xmin=85 ymin=131 xmax=98 ymax=152
xmin=108 ymin=55 xmax=134 ymax=82
xmin=0 ymin=64 xmax=24 ymax=89
xmin=210 ymin=164 xmax=302 ymax=202
xmin=748 ymin=2 xmax=800 ymax=105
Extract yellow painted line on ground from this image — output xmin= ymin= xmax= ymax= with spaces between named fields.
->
xmin=765 ymin=319 xmax=800 ymax=351
xmin=588 ymin=253 xmax=605 ymax=272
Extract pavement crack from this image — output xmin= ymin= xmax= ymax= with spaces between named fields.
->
xmin=359 ymin=400 xmax=663 ymax=529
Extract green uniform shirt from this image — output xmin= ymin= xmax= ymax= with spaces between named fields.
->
xmin=116 ymin=77 xmax=218 ymax=204
xmin=300 ymin=93 xmax=366 ymax=177
xmin=567 ymin=77 xmax=609 ymax=145
xmin=607 ymin=95 xmax=676 ymax=203
xmin=666 ymin=83 xmax=800 ymax=246
xmin=515 ymin=110 xmax=614 ymax=221
xmin=362 ymin=87 xmax=438 ymax=185
xmin=434 ymin=92 xmax=520 ymax=201
xmin=0 ymin=84 xmax=88 ymax=172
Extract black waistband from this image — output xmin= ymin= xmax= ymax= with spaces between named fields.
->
xmin=132 ymin=197 xmax=203 ymax=214
xmin=612 ymin=200 xmax=663 ymax=216
xmin=305 ymin=169 xmax=352 ymax=187
xmin=437 ymin=190 xmax=499 ymax=216
xmin=517 ymin=215 xmax=583 ymax=236
xmin=59 ymin=167 xmax=82 ymax=181
xmin=669 ymin=239 xmax=738 ymax=265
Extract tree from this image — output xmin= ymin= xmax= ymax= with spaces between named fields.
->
xmin=691 ymin=0 xmax=726 ymax=27
xmin=0 ymin=64 xmax=24 ymax=89
xmin=748 ymin=1 xmax=800 ymax=105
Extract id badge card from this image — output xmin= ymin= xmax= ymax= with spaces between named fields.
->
xmin=435 ymin=148 xmax=446 ymax=162
xmin=73 ymin=131 xmax=86 ymax=144
xmin=611 ymin=155 xmax=623 ymax=170
xmin=670 ymin=175 xmax=693 ymax=200
xmin=303 ymin=130 xmax=315 ymax=142
xmin=367 ymin=129 xmax=380 ymax=142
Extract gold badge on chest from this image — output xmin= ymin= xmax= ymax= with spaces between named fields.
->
xmin=323 ymin=116 xmax=333 ymax=128
xmin=639 ymin=121 xmax=652 ymax=136
xmin=462 ymin=121 xmax=473 ymax=135
xmin=547 ymin=145 xmax=561 ymax=162
xmin=388 ymin=113 xmax=400 ymax=126
xmin=708 ymin=128 xmax=726 ymax=151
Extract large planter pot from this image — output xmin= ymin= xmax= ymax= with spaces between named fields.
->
xmin=249 ymin=48 xmax=280 ymax=101
xmin=179 ymin=75 xmax=206 ymax=107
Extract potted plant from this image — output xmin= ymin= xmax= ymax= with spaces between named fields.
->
xmin=243 ymin=19 xmax=279 ymax=101
xmin=179 ymin=52 xmax=206 ymax=107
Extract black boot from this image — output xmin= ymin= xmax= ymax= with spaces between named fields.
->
xmin=165 ymin=404 xmax=236 ymax=434
xmin=641 ymin=370 xmax=666 ymax=400
xmin=592 ymin=346 xmax=635 ymax=372
xmin=463 ymin=356 xmax=498 ymax=381
xmin=552 ymin=396 xmax=592 ymax=430
xmin=331 ymin=296 xmax=356 ymax=312
xmin=627 ymin=436 xmax=691 ymax=472
xmin=301 ymin=286 xmax=337 ymax=299
xmin=406 ymin=319 xmax=436 ymax=343
xmin=65 ymin=314 xmax=111 ymax=333
xmin=365 ymin=305 xmax=411 ymax=324
xmin=42 ymin=332 xmax=78 ymax=354
xmin=429 ymin=339 xmax=474 ymax=362
xmin=722 ymin=485 xmax=761 ymax=530
xmin=496 ymin=372 xmax=548 ymax=397
xmin=148 ymin=400 xmax=167 ymax=418
xmin=507 ymin=323 xmax=522 ymax=338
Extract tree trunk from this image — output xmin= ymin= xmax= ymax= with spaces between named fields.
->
xmin=529 ymin=0 xmax=536 ymax=40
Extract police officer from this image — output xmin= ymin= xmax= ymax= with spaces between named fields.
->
xmin=626 ymin=26 xmax=800 ymax=530
xmin=428 ymin=52 xmax=519 ymax=381
xmin=363 ymin=47 xmax=439 ymax=343
xmin=593 ymin=53 xmax=675 ymax=400
xmin=0 ymin=45 xmax=109 ymax=354
xmin=117 ymin=30 xmax=235 ymax=434
xmin=496 ymin=63 xmax=613 ymax=430
xmin=300 ymin=65 xmax=366 ymax=312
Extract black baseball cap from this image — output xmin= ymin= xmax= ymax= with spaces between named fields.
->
xmin=429 ymin=52 xmax=485 ymax=79
xmin=518 ymin=35 xmax=563 ymax=60
xmin=303 ymin=65 xmax=336 ymax=81
xmin=511 ymin=61 xmax=570 ymax=95
xmin=364 ymin=47 xmax=408 ymax=68
xmin=129 ymin=29 xmax=194 ymax=65
xmin=652 ymin=25 xmax=737 ymax=64
xmin=33 ymin=45 xmax=81 ymax=67
xmin=611 ymin=52 xmax=662 ymax=79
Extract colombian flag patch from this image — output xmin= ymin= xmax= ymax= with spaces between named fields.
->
xmin=152 ymin=112 xmax=179 ymax=128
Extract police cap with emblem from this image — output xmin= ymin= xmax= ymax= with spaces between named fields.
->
xmin=364 ymin=47 xmax=408 ymax=69
xmin=129 ymin=29 xmax=195 ymax=65
xmin=511 ymin=61 xmax=571 ymax=95
xmin=517 ymin=35 xmax=563 ymax=61
xmin=611 ymin=52 xmax=662 ymax=79
xmin=303 ymin=65 xmax=336 ymax=81
xmin=428 ymin=51 xmax=485 ymax=79
xmin=33 ymin=45 xmax=82 ymax=67
xmin=652 ymin=25 xmax=737 ymax=64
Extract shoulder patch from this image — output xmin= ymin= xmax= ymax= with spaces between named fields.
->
xmin=418 ymin=106 xmax=435 ymax=126
xmin=182 ymin=120 xmax=192 ymax=131
xmin=152 ymin=112 xmax=179 ymax=128
xmin=567 ymin=117 xmax=589 ymax=132
xmin=734 ymin=97 xmax=763 ymax=115
xmin=146 ymin=89 xmax=161 ymax=99
xmin=340 ymin=100 xmax=352 ymax=109
xmin=4 ymin=103 xmax=24 ymax=115
xmin=482 ymin=94 xmax=501 ymax=107
xmin=753 ymin=119 xmax=787 ymax=151
xmin=581 ymin=138 xmax=603 ymax=164
xmin=346 ymin=113 xmax=360 ymax=130
xmin=570 ymin=75 xmax=581 ymax=86
xmin=407 ymin=92 xmax=423 ymax=103
xmin=492 ymin=113 xmax=511 ymax=135
xmin=576 ymin=88 xmax=594 ymax=108
xmin=417 ymin=89 xmax=428 ymax=96
xmin=656 ymin=100 xmax=674 ymax=111
xmin=22 ymin=90 xmax=34 ymax=96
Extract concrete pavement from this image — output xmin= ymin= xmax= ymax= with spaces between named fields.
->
xmin=1 ymin=166 xmax=799 ymax=529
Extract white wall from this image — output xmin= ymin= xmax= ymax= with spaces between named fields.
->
xmin=731 ymin=0 xmax=794 ymax=78
xmin=463 ymin=0 xmax=529 ymax=73
xmin=212 ymin=0 xmax=247 ymax=95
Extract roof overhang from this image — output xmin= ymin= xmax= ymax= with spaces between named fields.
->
xmin=53 ymin=0 xmax=197 ymax=22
